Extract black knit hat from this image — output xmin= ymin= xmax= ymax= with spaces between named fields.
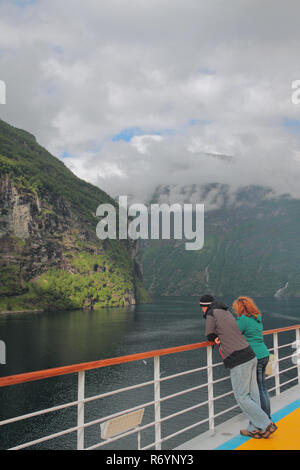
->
xmin=199 ymin=294 xmax=215 ymax=306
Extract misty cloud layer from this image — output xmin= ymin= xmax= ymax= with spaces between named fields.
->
xmin=1 ymin=0 xmax=300 ymax=203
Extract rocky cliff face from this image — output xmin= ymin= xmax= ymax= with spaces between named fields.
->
xmin=0 ymin=119 xmax=145 ymax=312
xmin=1 ymin=175 xmax=70 ymax=282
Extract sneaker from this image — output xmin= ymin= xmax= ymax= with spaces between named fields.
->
xmin=260 ymin=422 xmax=278 ymax=439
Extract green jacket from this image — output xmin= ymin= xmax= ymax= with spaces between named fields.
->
xmin=236 ymin=314 xmax=269 ymax=359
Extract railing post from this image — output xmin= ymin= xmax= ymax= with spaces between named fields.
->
xmin=296 ymin=328 xmax=300 ymax=385
xmin=77 ymin=371 xmax=85 ymax=450
xmin=207 ymin=345 xmax=214 ymax=435
xmin=273 ymin=333 xmax=280 ymax=396
xmin=154 ymin=356 xmax=161 ymax=450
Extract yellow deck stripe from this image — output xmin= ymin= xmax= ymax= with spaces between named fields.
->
xmin=237 ymin=408 xmax=300 ymax=450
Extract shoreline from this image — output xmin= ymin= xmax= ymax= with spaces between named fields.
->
xmin=0 ymin=308 xmax=44 ymax=315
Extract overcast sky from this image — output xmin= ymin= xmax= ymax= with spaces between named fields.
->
xmin=1 ymin=0 xmax=300 ymax=202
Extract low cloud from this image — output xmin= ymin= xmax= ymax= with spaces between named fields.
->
xmin=1 ymin=0 xmax=300 ymax=204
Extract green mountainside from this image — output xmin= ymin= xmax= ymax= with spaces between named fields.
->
xmin=0 ymin=118 xmax=148 ymax=313
xmin=141 ymin=185 xmax=300 ymax=298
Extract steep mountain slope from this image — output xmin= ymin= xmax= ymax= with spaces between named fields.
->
xmin=0 ymin=119 xmax=147 ymax=312
xmin=141 ymin=184 xmax=300 ymax=298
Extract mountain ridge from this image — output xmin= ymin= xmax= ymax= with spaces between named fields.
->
xmin=141 ymin=183 xmax=300 ymax=298
xmin=0 ymin=118 xmax=148 ymax=312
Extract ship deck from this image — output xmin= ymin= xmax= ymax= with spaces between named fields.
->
xmin=175 ymin=384 xmax=300 ymax=450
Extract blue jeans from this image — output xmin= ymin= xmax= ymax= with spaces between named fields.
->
xmin=230 ymin=357 xmax=271 ymax=432
xmin=257 ymin=356 xmax=271 ymax=419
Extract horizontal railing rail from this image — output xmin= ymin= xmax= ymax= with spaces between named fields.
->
xmin=0 ymin=324 xmax=299 ymax=450
xmin=0 ymin=341 xmax=213 ymax=388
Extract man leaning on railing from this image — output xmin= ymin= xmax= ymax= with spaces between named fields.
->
xmin=199 ymin=294 xmax=277 ymax=439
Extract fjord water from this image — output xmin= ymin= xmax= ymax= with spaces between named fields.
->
xmin=0 ymin=296 xmax=299 ymax=450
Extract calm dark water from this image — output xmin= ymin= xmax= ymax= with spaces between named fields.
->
xmin=0 ymin=296 xmax=299 ymax=450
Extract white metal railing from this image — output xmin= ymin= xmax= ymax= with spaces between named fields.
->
xmin=0 ymin=325 xmax=299 ymax=450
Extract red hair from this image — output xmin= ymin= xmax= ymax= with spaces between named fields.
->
xmin=232 ymin=296 xmax=261 ymax=318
